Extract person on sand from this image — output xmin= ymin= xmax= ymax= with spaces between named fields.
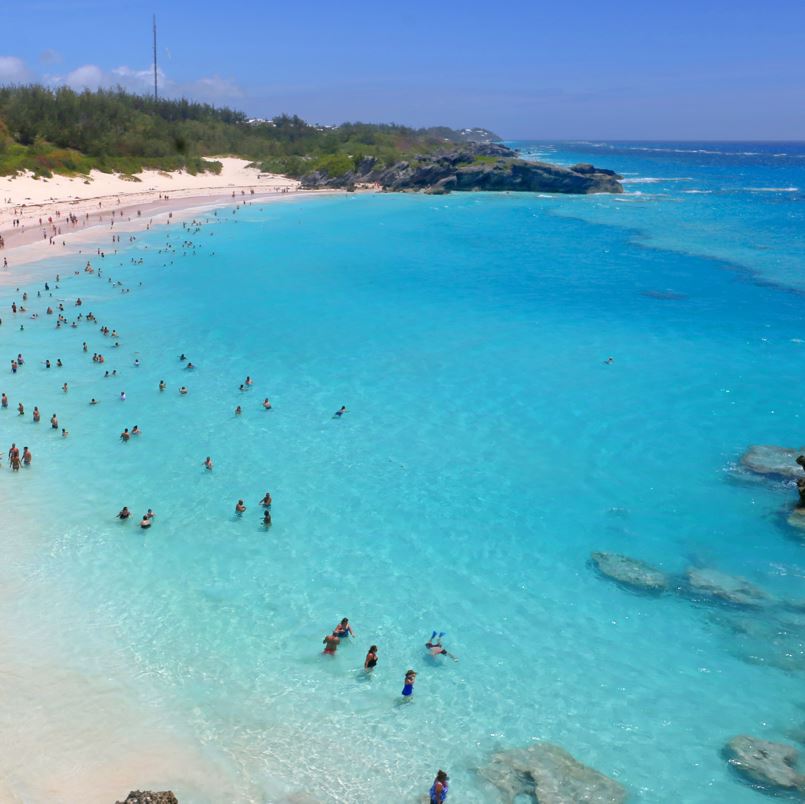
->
xmin=334 ymin=618 xmax=355 ymax=639
xmin=235 ymin=499 xmax=246 ymax=515
xmin=262 ymin=509 xmax=272 ymax=528
xmin=322 ymin=631 xmax=340 ymax=656
xmin=364 ymin=645 xmax=378 ymax=671
xmin=258 ymin=491 xmax=272 ymax=507
xmin=118 ymin=506 xmax=131 ymax=520
xmin=204 ymin=456 xmax=213 ymax=470
xmin=139 ymin=513 xmax=152 ymax=529
xmin=401 ymin=670 xmax=416 ymax=699
xmin=430 ymin=770 xmax=449 ymax=804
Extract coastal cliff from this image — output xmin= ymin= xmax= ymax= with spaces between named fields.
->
xmin=300 ymin=143 xmax=623 ymax=195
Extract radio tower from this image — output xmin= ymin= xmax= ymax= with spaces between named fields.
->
xmin=152 ymin=14 xmax=158 ymax=101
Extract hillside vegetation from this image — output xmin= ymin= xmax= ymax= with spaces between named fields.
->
xmin=0 ymin=85 xmax=499 ymax=179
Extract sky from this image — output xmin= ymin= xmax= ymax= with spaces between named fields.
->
xmin=1 ymin=0 xmax=804 ymax=139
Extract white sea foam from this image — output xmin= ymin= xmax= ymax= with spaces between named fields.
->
xmin=681 ymin=189 xmax=712 ymax=194
xmin=744 ymin=187 xmax=799 ymax=192
xmin=621 ymin=177 xmax=693 ymax=184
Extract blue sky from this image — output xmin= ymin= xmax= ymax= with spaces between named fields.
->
xmin=1 ymin=0 xmax=803 ymax=139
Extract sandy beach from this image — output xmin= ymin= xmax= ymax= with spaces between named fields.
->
xmin=0 ymin=157 xmax=323 ymax=283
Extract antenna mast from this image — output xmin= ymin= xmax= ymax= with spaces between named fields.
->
xmin=152 ymin=14 xmax=158 ymax=101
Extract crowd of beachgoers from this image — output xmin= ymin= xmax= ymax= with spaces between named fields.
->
xmin=0 ymin=195 xmax=453 ymax=803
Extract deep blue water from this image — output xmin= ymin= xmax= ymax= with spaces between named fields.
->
xmin=1 ymin=142 xmax=804 ymax=803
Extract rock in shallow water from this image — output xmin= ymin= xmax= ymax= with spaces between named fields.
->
xmin=116 ymin=793 xmax=178 ymax=804
xmin=479 ymin=742 xmax=626 ymax=803
xmin=685 ymin=567 xmax=771 ymax=608
xmin=590 ymin=552 xmax=668 ymax=592
xmin=741 ymin=445 xmax=805 ymax=480
xmin=725 ymin=736 xmax=805 ymax=794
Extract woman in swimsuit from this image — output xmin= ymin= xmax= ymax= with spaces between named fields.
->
xmin=401 ymin=670 xmax=416 ymax=699
xmin=364 ymin=646 xmax=378 ymax=671
xmin=430 ymin=770 xmax=449 ymax=803
xmin=334 ymin=618 xmax=355 ymax=639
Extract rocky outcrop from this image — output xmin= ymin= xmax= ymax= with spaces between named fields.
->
xmin=740 ymin=445 xmax=805 ymax=480
xmin=301 ymin=143 xmax=623 ymax=196
xmin=479 ymin=742 xmax=626 ymax=803
xmin=590 ymin=552 xmax=668 ymax=592
xmin=685 ymin=568 xmax=771 ymax=608
xmin=724 ymin=736 xmax=805 ymax=795
xmin=116 ymin=793 xmax=178 ymax=804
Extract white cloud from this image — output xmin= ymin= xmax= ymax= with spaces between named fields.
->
xmin=62 ymin=64 xmax=106 ymax=89
xmin=0 ymin=55 xmax=31 ymax=83
xmin=187 ymin=75 xmax=244 ymax=101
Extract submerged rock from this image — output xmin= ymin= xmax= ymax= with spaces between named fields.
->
xmin=116 ymin=793 xmax=178 ymax=804
xmin=740 ymin=445 xmax=805 ymax=480
xmin=479 ymin=742 xmax=626 ymax=803
xmin=725 ymin=736 xmax=805 ymax=794
xmin=590 ymin=552 xmax=668 ymax=592
xmin=685 ymin=568 xmax=771 ymax=608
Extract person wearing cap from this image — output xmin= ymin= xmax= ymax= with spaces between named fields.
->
xmin=430 ymin=769 xmax=449 ymax=803
xmin=401 ymin=669 xmax=416 ymax=698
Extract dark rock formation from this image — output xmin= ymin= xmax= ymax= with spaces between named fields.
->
xmin=478 ymin=742 xmax=627 ymax=803
xmin=116 ymin=792 xmax=178 ymax=804
xmin=590 ymin=552 xmax=668 ymax=592
xmin=740 ymin=445 xmax=805 ymax=480
xmin=301 ymin=143 xmax=623 ymax=196
xmin=684 ymin=568 xmax=771 ymax=608
xmin=724 ymin=736 xmax=805 ymax=794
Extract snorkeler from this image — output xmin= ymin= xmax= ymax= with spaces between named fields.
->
xmin=425 ymin=632 xmax=458 ymax=661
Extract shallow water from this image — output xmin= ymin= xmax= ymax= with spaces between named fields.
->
xmin=2 ymin=143 xmax=805 ymax=802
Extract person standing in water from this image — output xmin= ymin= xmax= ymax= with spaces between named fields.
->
xmin=322 ymin=631 xmax=340 ymax=656
xmin=204 ymin=456 xmax=213 ymax=470
xmin=401 ymin=670 xmax=416 ymax=699
xmin=364 ymin=645 xmax=378 ymax=672
xmin=235 ymin=499 xmax=246 ymax=515
xmin=430 ymin=770 xmax=449 ymax=803
xmin=334 ymin=618 xmax=355 ymax=639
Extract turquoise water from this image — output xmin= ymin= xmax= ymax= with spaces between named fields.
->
xmin=2 ymin=143 xmax=805 ymax=802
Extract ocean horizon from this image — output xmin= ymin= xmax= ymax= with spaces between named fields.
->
xmin=2 ymin=139 xmax=805 ymax=802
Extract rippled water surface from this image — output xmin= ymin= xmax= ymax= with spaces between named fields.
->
xmin=2 ymin=142 xmax=805 ymax=802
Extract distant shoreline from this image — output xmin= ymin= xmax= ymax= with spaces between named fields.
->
xmin=0 ymin=158 xmax=349 ymax=285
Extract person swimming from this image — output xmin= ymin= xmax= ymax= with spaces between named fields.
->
xmin=118 ymin=506 xmax=131 ymax=520
xmin=262 ymin=397 xmax=272 ymax=410
xmin=235 ymin=405 xmax=242 ymax=415
xmin=401 ymin=670 xmax=416 ymax=698
xmin=179 ymin=386 xmax=188 ymax=395
xmin=131 ymin=425 xmax=141 ymax=435
xmin=120 ymin=391 xmax=126 ymax=401
xmin=334 ymin=405 xmax=347 ymax=418
xmin=425 ymin=632 xmax=458 ymax=661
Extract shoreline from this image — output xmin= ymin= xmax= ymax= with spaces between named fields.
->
xmin=0 ymin=157 xmax=350 ymax=285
